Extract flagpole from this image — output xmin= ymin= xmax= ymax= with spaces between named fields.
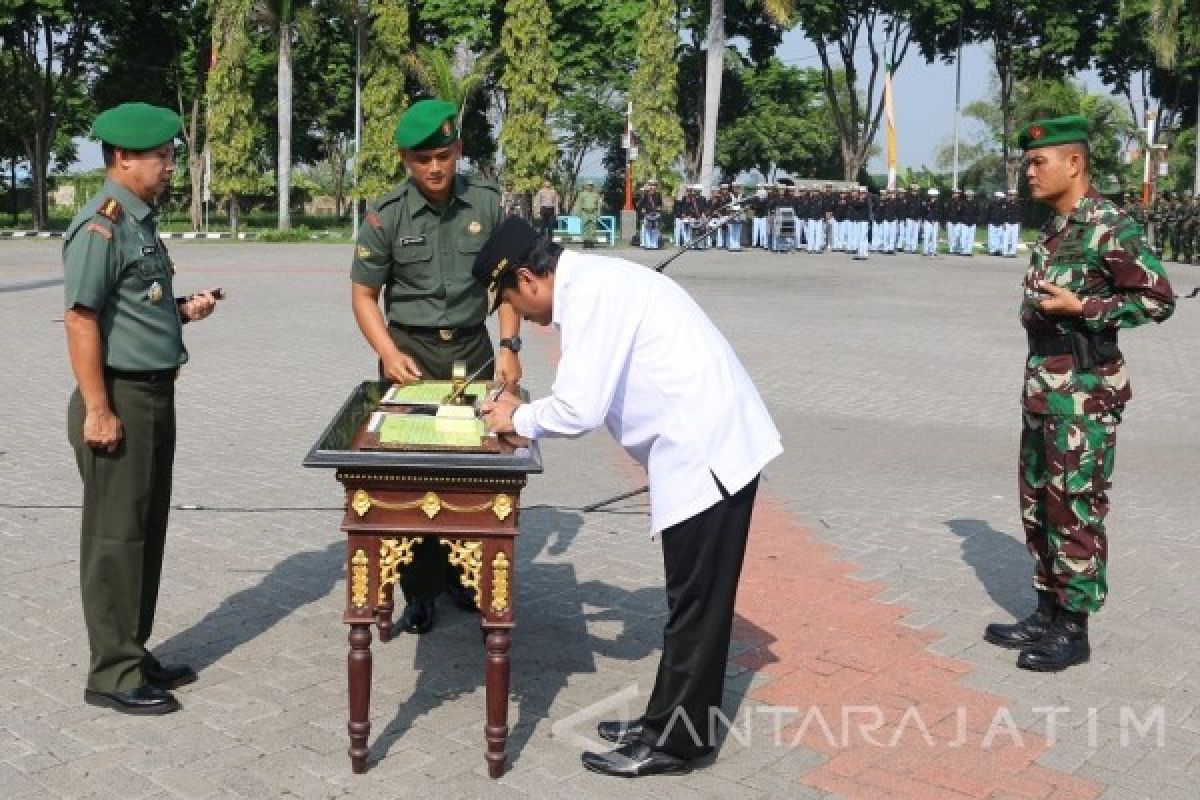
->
xmin=952 ymin=10 xmax=963 ymax=191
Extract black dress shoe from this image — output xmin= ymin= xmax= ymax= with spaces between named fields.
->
xmin=1017 ymin=611 xmax=1090 ymax=672
xmin=144 ymin=661 xmax=198 ymax=690
xmin=984 ymin=591 xmax=1057 ymax=650
xmin=445 ymin=580 xmax=479 ymax=612
xmin=399 ymin=598 xmax=436 ymax=634
xmin=597 ymin=719 xmax=646 ymax=745
xmin=84 ymin=685 xmax=181 ymax=715
xmin=581 ymin=740 xmax=691 ymax=778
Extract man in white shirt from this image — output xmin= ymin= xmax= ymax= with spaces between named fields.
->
xmin=473 ymin=217 xmax=783 ymax=777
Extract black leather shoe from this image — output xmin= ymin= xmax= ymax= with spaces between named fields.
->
xmin=597 ymin=719 xmax=646 ymax=745
xmin=1017 ymin=611 xmax=1090 ymax=672
xmin=399 ymin=598 xmax=436 ymax=634
xmin=84 ymin=685 xmax=181 ymax=715
xmin=445 ymin=580 xmax=479 ymax=613
xmin=984 ymin=591 xmax=1056 ymax=649
xmin=581 ymin=740 xmax=691 ymax=778
xmin=144 ymin=661 xmax=198 ymax=690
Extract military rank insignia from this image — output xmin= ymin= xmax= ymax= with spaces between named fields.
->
xmin=147 ymin=281 xmax=163 ymax=304
xmin=97 ymin=198 xmax=122 ymax=222
xmin=467 ymin=220 xmax=482 ymax=235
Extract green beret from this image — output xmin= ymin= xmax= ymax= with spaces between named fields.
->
xmin=91 ymin=102 xmax=182 ymax=150
xmin=1018 ymin=115 xmax=1089 ymax=151
xmin=393 ymin=98 xmax=460 ymax=150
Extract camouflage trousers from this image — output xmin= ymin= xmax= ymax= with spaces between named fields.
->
xmin=1019 ymin=409 xmax=1121 ymax=613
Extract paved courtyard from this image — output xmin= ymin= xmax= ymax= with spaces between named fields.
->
xmin=1 ymin=237 xmax=1198 ymax=799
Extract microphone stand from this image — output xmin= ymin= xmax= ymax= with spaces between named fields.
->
xmin=583 ymin=199 xmax=741 ymax=513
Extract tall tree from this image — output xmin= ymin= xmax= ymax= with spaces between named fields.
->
xmin=697 ymin=0 xmax=793 ymax=195
xmin=0 ymin=1 xmax=101 ymax=229
xmin=355 ymin=1 xmax=409 ymax=200
xmin=916 ymin=0 xmax=1110 ymax=189
xmin=715 ymin=59 xmax=842 ymax=180
xmin=1146 ymin=0 xmax=1200 ymax=194
xmin=796 ymin=1 xmax=946 ymax=183
xmin=629 ymin=0 xmax=685 ymax=194
xmin=209 ymin=0 xmax=263 ymax=235
xmin=94 ymin=1 xmax=213 ymax=230
xmin=292 ymin=0 xmax=355 ymax=217
xmin=498 ymin=0 xmax=559 ymax=195
xmin=251 ymin=0 xmax=314 ymax=230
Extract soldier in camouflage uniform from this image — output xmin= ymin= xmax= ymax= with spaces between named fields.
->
xmin=1148 ymin=192 xmax=1166 ymax=258
xmin=984 ymin=115 xmax=1175 ymax=672
xmin=1180 ymin=195 xmax=1198 ymax=263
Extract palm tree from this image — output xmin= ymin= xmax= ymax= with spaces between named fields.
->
xmin=1147 ymin=0 xmax=1200 ymax=193
xmin=401 ymin=43 xmax=497 ymax=131
xmin=252 ymin=0 xmax=311 ymax=231
xmin=698 ymin=1 xmax=793 ymax=196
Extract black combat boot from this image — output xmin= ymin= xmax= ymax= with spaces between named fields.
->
xmin=984 ymin=591 xmax=1056 ymax=649
xmin=1016 ymin=610 xmax=1090 ymax=672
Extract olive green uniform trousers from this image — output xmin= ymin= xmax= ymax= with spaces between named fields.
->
xmin=384 ymin=325 xmax=494 ymax=601
xmin=68 ymin=374 xmax=175 ymax=692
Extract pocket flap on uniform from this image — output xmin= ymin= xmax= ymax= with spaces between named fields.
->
xmin=393 ymin=243 xmax=432 ymax=263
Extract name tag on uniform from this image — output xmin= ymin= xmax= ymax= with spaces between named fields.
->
xmin=400 ymin=236 xmax=426 ymax=246
xmin=141 ymin=245 xmax=157 ymax=256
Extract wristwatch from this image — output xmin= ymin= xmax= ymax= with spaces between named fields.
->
xmin=499 ymin=336 xmax=522 ymax=353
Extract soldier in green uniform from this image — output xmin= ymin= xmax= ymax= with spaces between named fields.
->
xmin=577 ymin=180 xmax=602 ymax=248
xmin=350 ymin=98 xmax=523 ymax=635
xmin=984 ymin=115 xmax=1174 ymax=671
xmin=64 ymin=103 xmax=221 ymax=714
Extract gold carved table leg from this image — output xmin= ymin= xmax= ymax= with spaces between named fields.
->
xmin=480 ymin=538 xmax=515 ymax=778
xmin=345 ymin=540 xmax=376 ymax=773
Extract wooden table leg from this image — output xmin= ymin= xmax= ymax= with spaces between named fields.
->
xmin=484 ymin=628 xmax=511 ymax=778
xmin=348 ymin=623 xmax=373 ymax=773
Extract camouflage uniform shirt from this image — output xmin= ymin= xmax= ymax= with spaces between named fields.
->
xmin=1020 ymin=188 xmax=1175 ymax=416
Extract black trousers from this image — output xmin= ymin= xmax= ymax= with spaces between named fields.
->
xmin=641 ymin=475 xmax=760 ymax=758
xmin=381 ymin=326 xmax=494 ymax=601
xmin=539 ymin=207 xmax=557 ymax=238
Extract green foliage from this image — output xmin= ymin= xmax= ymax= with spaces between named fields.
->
xmin=629 ymin=0 xmax=684 ymax=192
xmin=498 ymin=0 xmax=559 ymax=193
xmin=936 ymin=75 xmax=1134 ymax=191
xmin=715 ymin=58 xmax=840 ymax=180
xmin=209 ymin=0 xmax=266 ymax=196
xmin=355 ymin=0 xmax=409 ymax=199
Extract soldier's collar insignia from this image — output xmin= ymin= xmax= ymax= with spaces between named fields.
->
xmin=467 ymin=220 xmax=482 ymax=235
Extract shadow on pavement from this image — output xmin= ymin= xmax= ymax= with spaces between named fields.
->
xmin=368 ymin=504 xmax=668 ymax=769
xmin=151 ymin=539 xmax=343 ymax=671
xmin=945 ymin=517 xmax=1033 ymax=619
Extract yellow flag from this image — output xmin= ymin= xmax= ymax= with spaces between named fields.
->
xmin=885 ymin=66 xmax=897 ymax=190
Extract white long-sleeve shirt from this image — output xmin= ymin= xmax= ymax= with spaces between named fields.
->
xmin=512 ymin=250 xmax=782 ymax=533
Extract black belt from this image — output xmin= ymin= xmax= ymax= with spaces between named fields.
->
xmin=105 ymin=367 xmax=178 ymax=382
xmin=1028 ymin=331 xmax=1120 ymax=369
xmin=389 ymin=322 xmax=485 ymax=343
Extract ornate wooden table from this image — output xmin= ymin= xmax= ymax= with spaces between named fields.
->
xmin=304 ymin=382 xmax=542 ymax=776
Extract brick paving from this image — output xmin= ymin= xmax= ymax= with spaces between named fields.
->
xmin=2 ymin=238 xmax=1198 ymax=798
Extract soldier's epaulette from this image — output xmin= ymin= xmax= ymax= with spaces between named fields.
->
xmin=374 ymin=185 xmax=407 ymax=213
xmin=96 ymin=197 xmax=122 ymax=222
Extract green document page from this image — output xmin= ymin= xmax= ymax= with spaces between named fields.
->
xmin=383 ymin=381 xmax=487 ymax=405
xmin=378 ymin=414 xmax=485 ymax=447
